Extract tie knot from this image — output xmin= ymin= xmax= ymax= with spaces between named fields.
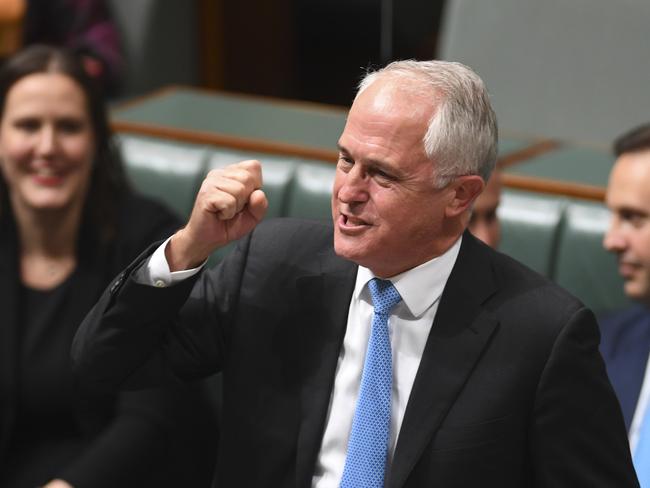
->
xmin=368 ymin=278 xmax=402 ymax=315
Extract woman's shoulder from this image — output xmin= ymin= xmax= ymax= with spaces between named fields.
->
xmin=110 ymin=192 xmax=183 ymax=261
xmin=117 ymin=192 xmax=182 ymax=237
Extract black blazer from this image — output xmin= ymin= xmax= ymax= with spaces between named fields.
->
xmin=73 ymin=218 xmax=638 ymax=488
xmin=0 ymin=193 xmax=217 ymax=488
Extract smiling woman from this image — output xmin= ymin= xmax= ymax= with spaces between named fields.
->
xmin=0 ymin=46 xmax=217 ymax=488
xmin=0 ymin=72 xmax=94 ymax=214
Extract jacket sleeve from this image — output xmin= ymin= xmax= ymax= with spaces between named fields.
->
xmin=530 ymin=306 xmax=639 ymax=487
xmin=71 ymin=225 xmax=251 ymax=392
xmin=65 ymin=195 xmax=218 ymax=487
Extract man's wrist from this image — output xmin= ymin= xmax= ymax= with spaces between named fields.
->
xmin=166 ymin=229 xmax=213 ymax=271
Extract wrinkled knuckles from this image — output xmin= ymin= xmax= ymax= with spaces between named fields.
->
xmin=206 ymin=168 xmax=226 ymax=179
xmin=213 ymin=192 xmax=238 ymax=220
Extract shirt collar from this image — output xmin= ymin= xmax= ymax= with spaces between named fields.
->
xmin=353 ymin=236 xmax=462 ymax=319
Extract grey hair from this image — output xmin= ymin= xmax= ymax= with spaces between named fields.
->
xmin=356 ymin=60 xmax=498 ymax=188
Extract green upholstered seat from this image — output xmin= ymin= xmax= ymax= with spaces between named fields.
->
xmin=284 ymin=160 xmax=336 ymax=221
xmin=118 ymin=135 xmax=209 ymax=218
xmin=504 ymin=146 xmax=614 ymax=188
xmin=553 ymin=201 xmax=630 ymax=315
xmin=497 ymin=190 xmax=566 ymax=277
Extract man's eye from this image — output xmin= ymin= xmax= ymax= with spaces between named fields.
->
xmin=337 ymin=157 xmax=353 ymax=169
xmin=620 ymin=210 xmax=647 ymax=228
xmin=629 ymin=215 xmax=646 ymax=228
xmin=371 ymin=169 xmax=394 ymax=182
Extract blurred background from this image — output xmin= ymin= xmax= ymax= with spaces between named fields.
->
xmin=4 ymin=0 xmax=646 ymax=146
xmin=108 ymin=0 xmax=446 ymax=108
xmin=103 ymin=0 xmax=649 ymax=147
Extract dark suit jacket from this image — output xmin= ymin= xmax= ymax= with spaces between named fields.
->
xmin=600 ymin=305 xmax=650 ymax=431
xmin=73 ymin=218 xmax=638 ymax=488
xmin=0 ymin=193 xmax=217 ymax=487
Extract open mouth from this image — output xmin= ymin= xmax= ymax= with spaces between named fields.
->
xmin=33 ymin=173 xmax=65 ymax=186
xmin=31 ymin=168 xmax=67 ymax=186
xmin=340 ymin=213 xmax=371 ymax=230
xmin=618 ymin=261 xmax=640 ymax=278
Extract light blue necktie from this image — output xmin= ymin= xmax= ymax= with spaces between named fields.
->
xmin=340 ymin=278 xmax=402 ymax=488
xmin=634 ymin=407 xmax=650 ymax=487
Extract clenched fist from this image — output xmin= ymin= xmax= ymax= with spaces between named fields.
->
xmin=166 ymin=160 xmax=268 ymax=270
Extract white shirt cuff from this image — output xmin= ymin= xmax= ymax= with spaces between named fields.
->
xmin=141 ymin=236 xmax=206 ymax=287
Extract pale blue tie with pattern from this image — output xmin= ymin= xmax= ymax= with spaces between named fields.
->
xmin=634 ymin=408 xmax=650 ymax=487
xmin=340 ymin=278 xmax=402 ymax=488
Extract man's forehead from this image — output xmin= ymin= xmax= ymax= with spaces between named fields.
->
xmin=352 ymin=78 xmax=435 ymax=119
xmin=607 ymin=154 xmax=650 ymax=207
xmin=611 ymin=152 xmax=650 ymax=186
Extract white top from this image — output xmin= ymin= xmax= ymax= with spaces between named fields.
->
xmin=144 ymin=234 xmax=462 ymax=487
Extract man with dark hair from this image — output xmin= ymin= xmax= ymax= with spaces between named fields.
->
xmin=73 ymin=60 xmax=637 ymax=487
xmin=601 ymin=122 xmax=650 ymax=487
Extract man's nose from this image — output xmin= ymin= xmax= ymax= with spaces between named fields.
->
xmin=603 ymin=222 xmax=626 ymax=253
xmin=337 ymin=166 xmax=369 ymax=203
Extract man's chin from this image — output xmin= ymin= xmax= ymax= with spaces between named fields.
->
xmin=623 ymin=281 xmax=650 ymax=303
xmin=333 ymin=234 xmax=366 ymax=263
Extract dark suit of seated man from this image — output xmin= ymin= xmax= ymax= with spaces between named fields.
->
xmin=72 ymin=60 xmax=638 ymax=487
xmin=601 ymin=123 xmax=650 ymax=487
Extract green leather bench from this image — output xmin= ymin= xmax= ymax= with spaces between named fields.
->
xmin=553 ymin=201 xmax=630 ymax=314
xmin=117 ymin=134 xmax=627 ymax=316
xmin=119 ymin=135 xmax=210 ymax=217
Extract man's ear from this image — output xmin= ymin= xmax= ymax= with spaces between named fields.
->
xmin=445 ymin=175 xmax=485 ymax=217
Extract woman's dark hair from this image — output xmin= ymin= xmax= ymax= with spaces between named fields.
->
xmin=0 ymin=44 xmax=129 ymax=242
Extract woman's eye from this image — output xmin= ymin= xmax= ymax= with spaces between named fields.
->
xmin=14 ymin=119 xmax=40 ymax=132
xmin=58 ymin=119 xmax=84 ymax=133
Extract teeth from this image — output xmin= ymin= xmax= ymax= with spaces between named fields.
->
xmin=34 ymin=169 xmax=59 ymax=177
xmin=346 ymin=216 xmax=365 ymax=226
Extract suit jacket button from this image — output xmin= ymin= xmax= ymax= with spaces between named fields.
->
xmin=110 ymin=273 xmax=124 ymax=294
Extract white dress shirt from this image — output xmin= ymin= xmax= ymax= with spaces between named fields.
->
xmin=311 ymin=237 xmax=461 ymax=488
xmin=144 ymin=235 xmax=462 ymax=487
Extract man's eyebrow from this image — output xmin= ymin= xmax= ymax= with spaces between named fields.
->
xmin=617 ymin=205 xmax=649 ymax=217
xmin=336 ymin=143 xmax=402 ymax=177
xmin=336 ymin=142 xmax=403 ymax=178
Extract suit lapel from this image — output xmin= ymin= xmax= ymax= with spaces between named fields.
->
xmin=295 ymin=251 xmax=357 ymax=488
xmin=388 ymin=233 xmax=500 ymax=488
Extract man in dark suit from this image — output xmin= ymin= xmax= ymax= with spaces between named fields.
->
xmin=601 ymin=123 xmax=650 ymax=486
xmin=72 ymin=60 xmax=638 ymax=487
